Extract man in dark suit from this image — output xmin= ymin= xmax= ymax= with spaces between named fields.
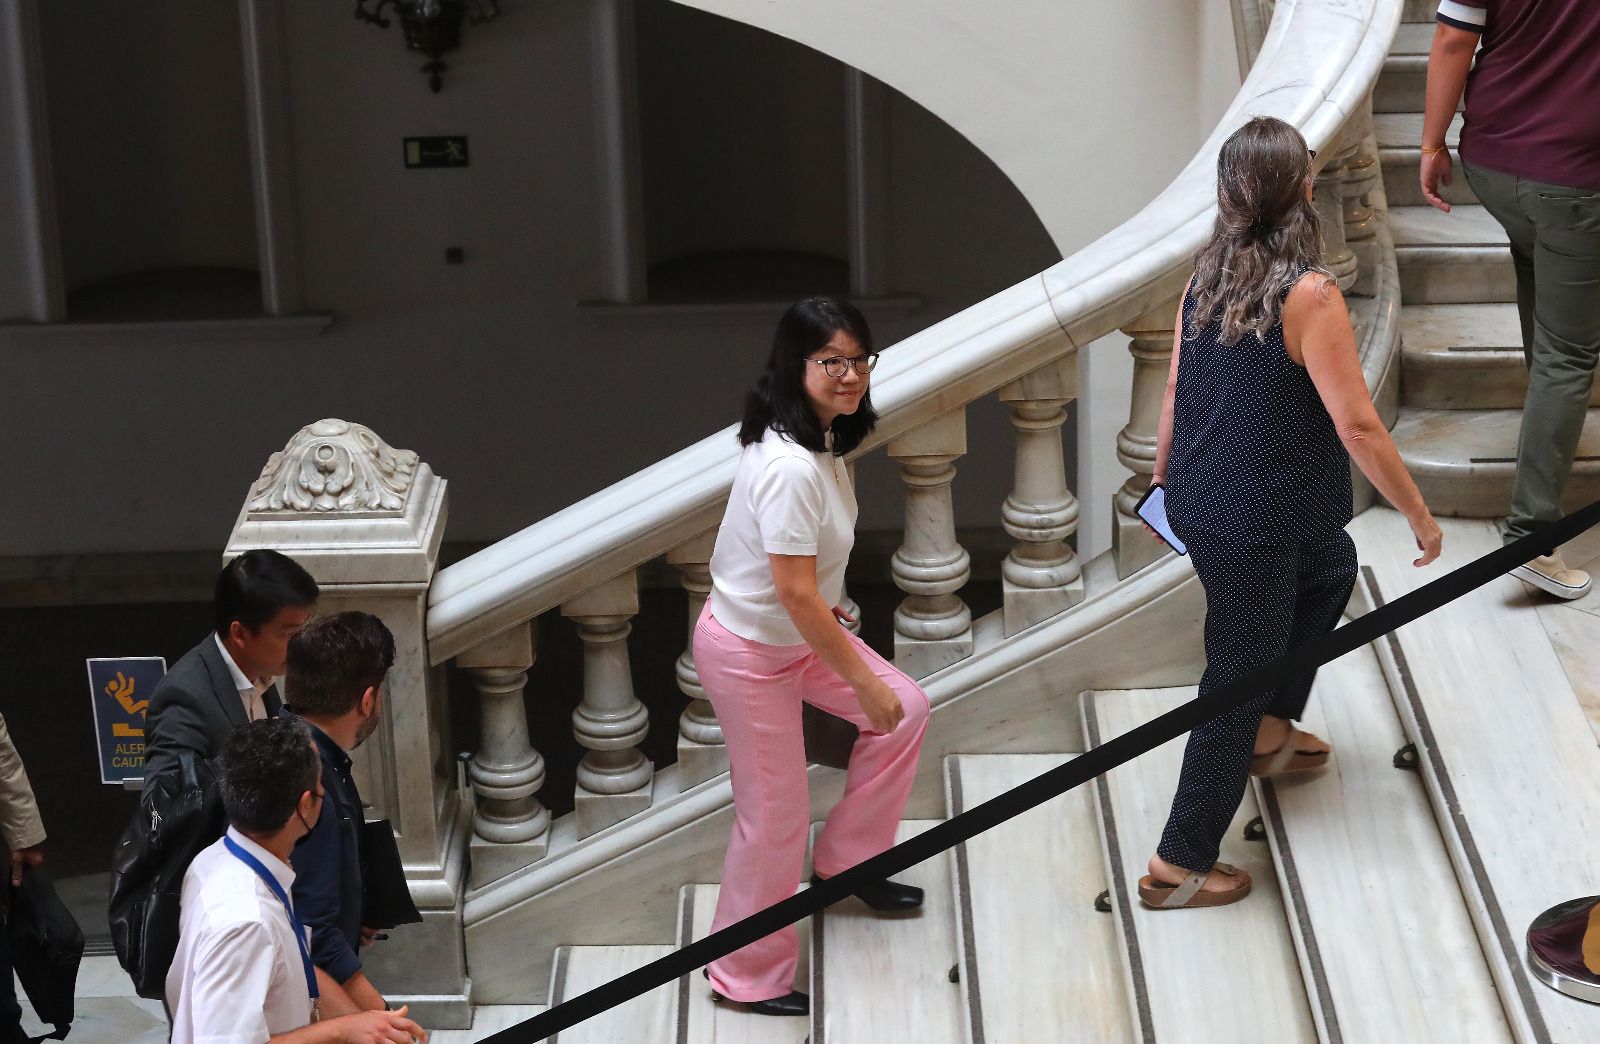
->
xmin=141 ymin=549 xmax=320 ymax=787
xmin=281 ymin=611 xmax=395 ymax=1015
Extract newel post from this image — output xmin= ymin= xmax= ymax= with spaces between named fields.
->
xmin=224 ymin=418 xmax=470 ymax=1028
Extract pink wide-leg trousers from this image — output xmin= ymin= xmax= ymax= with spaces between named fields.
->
xmin=694 ymin=606 xmax=930 ymax=1002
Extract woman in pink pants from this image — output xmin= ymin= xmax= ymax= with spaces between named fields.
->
xmin=695 ymin=296 xmax=931 ymax=1017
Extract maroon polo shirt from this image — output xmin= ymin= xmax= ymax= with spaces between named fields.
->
xmin=1437 ymin=1 xmax=1600 ymax=190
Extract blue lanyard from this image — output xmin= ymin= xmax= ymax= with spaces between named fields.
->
xmin=224 ymin=836 xmax=320 ymax=1002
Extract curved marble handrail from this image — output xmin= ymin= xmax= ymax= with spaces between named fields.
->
xmin=426 ymin=0 xmax=1403 ymax=665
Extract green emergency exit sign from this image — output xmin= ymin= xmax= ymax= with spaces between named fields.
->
xmin=404 ymin=136 xmax=469 ymax=168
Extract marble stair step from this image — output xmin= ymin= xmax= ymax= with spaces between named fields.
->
xmin=547 ymin=945 xmax=677 ymax=1044
xmin=1082 ymin=689 xmax=1319 ymax=1044
xmin=1377 ymin=111 xmax=1477 ymax=207
xmin=1389 ymin=406 xmax=1600 ymax=517
xmin=1376 ymin=23 xmax=1456 ymax=113
xmin=810 ymin=820 xmax=963 ymax=1044
xmin=1402 ymin=303 xmax=1600 ymax=410
xmin=1252 ymin=640 xmax=1512 ymax=1042
xmin=1347 ymin=509 xmax=1600 ymax=1044
xmin=675 ymin=884 xmax=809 ymax=1044
xmin=944 ymin=754 xmax=1134 ymax=1044
xmin=1391 ymin=205 xmax=1515 ymax=304
xmin=1403 ymin=304 xmax=1523 ymax=409
xmin=429 ymin=1005 xmax=551 ymax=1044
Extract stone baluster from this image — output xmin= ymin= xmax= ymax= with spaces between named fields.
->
xmin=1340 ymin=104 xmax=1381 ymax=298
xmin=667 ymin=529 xmax=726 ymax=788
xmin=1313 ymin=150 xmax=1358 ymax=294
xmin=459 ymin=623 xmax=549 ymax=887
xmin=562 ymin=570 xmax=653 ymax=839
xmin=888 ymin=409 xmax=973 ymax=678
xmin=1112 ymin=298 xmax=1180 ymax=579
xmin=999 ymin=355 xmax=1085 ymax=635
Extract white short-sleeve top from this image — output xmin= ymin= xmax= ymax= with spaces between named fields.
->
xmin=708 ymin=428 xmax=857 ymax=646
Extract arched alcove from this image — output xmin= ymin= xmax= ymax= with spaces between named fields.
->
xmin=38 ymin=0 xmax=263 ymax=320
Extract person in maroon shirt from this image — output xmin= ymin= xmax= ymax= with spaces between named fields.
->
xmin=1422 ymin=0 xmax=1600 ymax=601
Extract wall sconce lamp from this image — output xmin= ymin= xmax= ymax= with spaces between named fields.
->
xmin=354 ymin=0 xmax=501 ymax=93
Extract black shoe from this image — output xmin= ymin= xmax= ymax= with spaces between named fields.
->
xmin=810 ymin=872 xmax=924 ymax=912
xmin=704 ymin=975 xmax=810 ymax=1017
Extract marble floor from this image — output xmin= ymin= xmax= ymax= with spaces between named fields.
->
xmin=11 ymin=958 xmax=545 ymax=1043
xmin=14 ymin=957 xmax=167 ymax=1044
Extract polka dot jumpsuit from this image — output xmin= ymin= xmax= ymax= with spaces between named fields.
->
xmin=1157 ymin=269 xmax=1359 ymax=872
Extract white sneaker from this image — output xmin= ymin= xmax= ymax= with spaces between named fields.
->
xmin=1511 ymin=555 xmax=1593 ymax=600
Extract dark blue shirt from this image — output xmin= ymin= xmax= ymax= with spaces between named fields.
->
xmin=282 ymin=708 xmax=365 ymax=984
xmin=1165 ymin=270 xmax=1353 ymax=544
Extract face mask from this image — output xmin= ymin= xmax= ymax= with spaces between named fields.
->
xmin=294 ymin=806 xmax=317 ymax=845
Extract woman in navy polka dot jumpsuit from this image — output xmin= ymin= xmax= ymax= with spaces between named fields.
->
xmin=1139 ymin=117 xmax=1444 ymax=909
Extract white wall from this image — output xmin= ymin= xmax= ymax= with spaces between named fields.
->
xmin=0 ymin=0 xmax=1242 ymax=561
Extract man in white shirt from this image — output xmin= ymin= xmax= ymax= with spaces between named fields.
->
xmin=167 ymin=716 xmax=426 ymax=1044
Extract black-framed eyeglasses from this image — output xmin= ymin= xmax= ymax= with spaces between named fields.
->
xmin=809 ymin=353 xmax=880 ymax=379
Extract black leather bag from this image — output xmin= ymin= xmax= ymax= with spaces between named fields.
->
xmin=107 ymin=751 xmax=224 ymax=1000
xmin=5 ymin=865 xmax=84 ymax=1041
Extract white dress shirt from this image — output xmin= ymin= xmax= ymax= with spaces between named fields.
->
xmin=214 ymin=633 xmax=270 ymax=722
xmin=709 ymin=429 xmax=857 ymax=646
xmin=167 ymin=828 xmax=314 ymax=1044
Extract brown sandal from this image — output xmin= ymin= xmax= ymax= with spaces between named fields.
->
xmin=1249 ymin=724 xmax=1331 ymax=777
xmin=1137 ymin=861 xmax=1252 ymax=910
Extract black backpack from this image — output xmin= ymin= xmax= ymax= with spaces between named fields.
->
xmin=5 ymin=865 xmax=84 ymax=1042
xmin=107 ymin=751 xmax=224 ymax=1000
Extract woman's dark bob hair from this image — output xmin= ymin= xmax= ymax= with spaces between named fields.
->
xmin=738 ymin=296 xmax=878 ymax=455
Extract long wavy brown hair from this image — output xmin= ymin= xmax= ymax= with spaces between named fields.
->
xmin=1188 ymin=116 xmax=1327 ymax=346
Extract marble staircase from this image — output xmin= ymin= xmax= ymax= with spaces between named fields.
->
xmin=427 ymin=494 xmax=1600 ymax=1042
xmin=1380 ymin=9 xmax=1600 ymax=517
xmin=417 ymin=508 xmax=1600 ymax=1042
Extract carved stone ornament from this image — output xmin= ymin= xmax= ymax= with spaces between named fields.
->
xmin=247 ymin=419 xmax=419 ymax=516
